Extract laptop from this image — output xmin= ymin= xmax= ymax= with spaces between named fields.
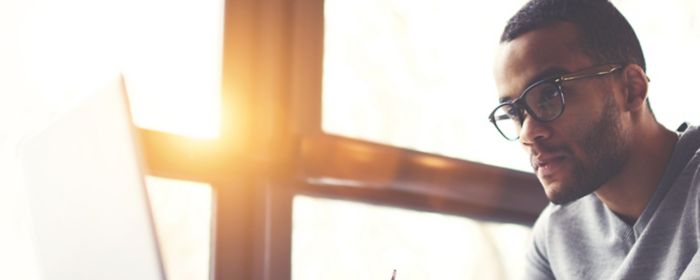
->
xmin=19 ymin=76 xmax=166 ymax=280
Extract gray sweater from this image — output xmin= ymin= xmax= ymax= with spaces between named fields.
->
xmin=525 ymin=124 xmax=700 ymax=279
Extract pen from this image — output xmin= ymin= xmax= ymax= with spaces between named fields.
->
xmin=391 ymin=269 xmax=396 ymax=280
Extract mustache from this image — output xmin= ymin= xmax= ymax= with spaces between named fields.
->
xmin=529 ymin=143 xmax=571 ymax=168
xmin=530 ymin=143 xmax=565 ymax=156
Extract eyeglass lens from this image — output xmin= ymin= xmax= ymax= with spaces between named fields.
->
xmin=492 ymin=82 xmax=564 ymax=140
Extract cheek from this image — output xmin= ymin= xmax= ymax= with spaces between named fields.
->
xmin=556 ymin=91 xmax=607 ymax=140
xmin=550 ymin=107 xmax=590 ymax=140
xmin=551 ymin=109 xmax=602 ymax=162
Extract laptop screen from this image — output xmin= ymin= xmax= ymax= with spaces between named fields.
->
xmin=20 ymin=76 xmax=166 ymax=280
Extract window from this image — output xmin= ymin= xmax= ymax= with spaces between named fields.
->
xmin=292 ymin=195 xmax=531 ymax=280
xmin=8 ymin=0 xmax=698 ymax=279
xmin=322 ymin=0 xmax=531 ymax=172
xmin=123 ymin=0 xmax=224 ymax=139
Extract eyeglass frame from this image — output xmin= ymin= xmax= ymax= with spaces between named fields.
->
xmin=488 ymin=63 xmax=624 ymax=141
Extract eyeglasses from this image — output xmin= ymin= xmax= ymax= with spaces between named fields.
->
xmin=488 ymin=64 xmax=623 ymax=141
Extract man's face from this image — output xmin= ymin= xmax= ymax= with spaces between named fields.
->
xmin=493 ymin=22 xmax=630 ymax=204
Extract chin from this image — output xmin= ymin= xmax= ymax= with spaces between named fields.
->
xmin=543 ymin=181 xmax=597 ymax=205
xmin=547 ymin=192 xmax=578 ymax=205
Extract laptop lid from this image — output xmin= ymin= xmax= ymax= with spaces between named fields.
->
xmin=19 ymin=76 xmax=166 ymax=280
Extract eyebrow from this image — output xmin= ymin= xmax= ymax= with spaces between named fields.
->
xmin=498 ymin=66 xmax=570 ymax=103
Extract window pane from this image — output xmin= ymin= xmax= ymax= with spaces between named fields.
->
xmin=322 ymin=0 xmax=530 ymax=171
xmin=323 ymin=0 xmax=700 ymax=172
xmin=123 ymin=0 xmax=224 ymax=139
xmin=292 ymin=195 xmax=531 ymax=280
xmin=146 ymin=176 xmax=213 ymax=280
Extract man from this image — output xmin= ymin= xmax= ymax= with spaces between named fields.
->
xmin=489 ymin=0 xmax=700 ymax=278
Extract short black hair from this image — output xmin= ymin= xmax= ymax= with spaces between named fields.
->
xmin=500 ymin=0 xmax=646 ymax=72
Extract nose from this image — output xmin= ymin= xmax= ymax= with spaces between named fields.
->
xmin=519 ymin=113 xmax=551 ymax=145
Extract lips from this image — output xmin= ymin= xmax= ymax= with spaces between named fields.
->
xmin=532 ymin=154 xmax=567 ymax=177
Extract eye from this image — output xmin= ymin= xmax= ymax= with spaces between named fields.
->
xmin=491 ymin=103 xmax=522 ymax=140
xmin=506 ymin=106 xmax=521 ymax=119
xmin=537 ymin=87 xmax=560 ymax=103
xmin=494 ymin=104 xmax=522 ymax=124
xmin=525 ymin=83 xmax=563 ymax=120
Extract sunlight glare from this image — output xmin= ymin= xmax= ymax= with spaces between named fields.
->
xmin=122 ymin=0 xmax=224 ymax=139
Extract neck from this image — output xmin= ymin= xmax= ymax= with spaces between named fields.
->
xmin=594 ymin=122 xmax=678 ymax=224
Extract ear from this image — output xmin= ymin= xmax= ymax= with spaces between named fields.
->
xmin=621 ymin=64 xmax=648 ymax=112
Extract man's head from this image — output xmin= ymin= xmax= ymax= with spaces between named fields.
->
xmin=501 ymin=0 xmax=646 ymax=72
xmin=492 ymin=0 xmax=652 ymax=204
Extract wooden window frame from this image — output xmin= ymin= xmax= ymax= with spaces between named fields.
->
xmin=139 ymin=0 xmax=547 ymax=279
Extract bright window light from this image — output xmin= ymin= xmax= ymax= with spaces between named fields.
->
xmin=123 ymin=0 xmax=224 ymax=139
xmin=292 ymin=195 xmax=531 ymax=280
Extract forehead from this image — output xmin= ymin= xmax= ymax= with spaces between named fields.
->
xmin=493 ymin=22 xmax=593 ymax=101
